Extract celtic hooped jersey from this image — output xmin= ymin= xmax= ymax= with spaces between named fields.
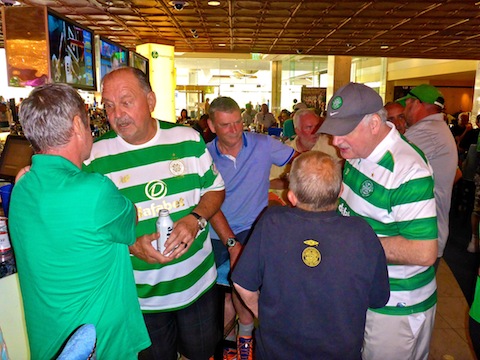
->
xmin=338 ymin=125 xmax=438 ymax=316
xmin=84 ymin=120 xmax=225 ymax=312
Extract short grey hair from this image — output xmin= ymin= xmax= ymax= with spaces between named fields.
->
xmin=289 ymin=151 xmax=342 ymax=211
xmin=101 ymin=66 xmax=152 ymax=94
xmin=363 ymin=107 xmax=388 ymax=125
xmin=208 ymin=96 xmax=241 ymax=122
xmin=293 ymin=109 xmax=319 ymax=128
xmin=19 ymin=83 xmax=88 ymax=153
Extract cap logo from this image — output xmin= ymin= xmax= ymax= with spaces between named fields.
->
xmin=331 ymin=96 xmax=343 ymax=110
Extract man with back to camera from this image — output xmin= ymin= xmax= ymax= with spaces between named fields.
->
xmin=9 ymin=83 xmax=151 ymax=359
xmin=397 ymin=84 xmax=458 ymax=268
xmin=83 ymin=67 xmax=225 ymax=360
xmin=319 ymin=82 xmax=438 ymax=360
xmin=232 ymin=151 xmax=390 ymax=359
xmin=206 ymin=96 xmax=295 ymax=360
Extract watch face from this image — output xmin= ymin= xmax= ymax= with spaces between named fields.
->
xmin=227 ymin=238 xmax=236 ymax=247
xmin=199 ymin=217 xmax=207 ymax=229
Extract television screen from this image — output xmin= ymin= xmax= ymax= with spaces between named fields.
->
xmin=99 ymin=37 xmax=129 ymax=80
xmin=3 ymin=6 xmax=49 ymax=88
xmin=130 ymin=51 xmax=149 ymax=77
xmin=48 ymin=11 xmax=96 ymax=90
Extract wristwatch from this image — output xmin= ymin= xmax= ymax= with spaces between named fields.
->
xmin=226 ymin=237 xmax=238 ymax=248
xmin=191 ymin=211 xmax=207 ymax=230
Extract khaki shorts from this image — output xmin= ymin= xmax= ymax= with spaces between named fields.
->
xmin=362 ymin=305 xmax=436 ymax=360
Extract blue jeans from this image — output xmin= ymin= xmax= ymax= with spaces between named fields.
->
xmin=138 ymin=285 xmax=222 ymax=360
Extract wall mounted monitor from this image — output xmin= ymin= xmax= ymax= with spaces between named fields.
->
xmin=2 ymin=6 xmax=49 ymax=87
xmin=47 ymin=10 xmax=96 ymax=91
xmin=129 ymin=51 xmax=149 ymax=78
xmin=98 ymin=36 xmax=129 ymax=81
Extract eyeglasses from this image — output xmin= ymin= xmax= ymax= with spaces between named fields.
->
xmin=408 ymin=91 xmax=445 ymax=109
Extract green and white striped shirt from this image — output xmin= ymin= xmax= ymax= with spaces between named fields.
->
xmin=338 ymin=125 xmax=437 ymax=316
xmin=84 ymin=120 xmax=225 ymax=312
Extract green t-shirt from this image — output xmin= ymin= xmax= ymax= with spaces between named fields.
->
xmin=9 ymin=155 xmax=150 ymax=359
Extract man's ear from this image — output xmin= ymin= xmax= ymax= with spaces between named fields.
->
xmin=287 ymin=190 xmax=297 ymax=207
xmin=207 ymin=119 xmax=216 ymax=134
xmin=369 ymin=114 xmax=382 ymax=135
xmin=147 ymin=91 xmax=156 ymax=113
xmin=72 ymin=115 xmax=85 ymax=137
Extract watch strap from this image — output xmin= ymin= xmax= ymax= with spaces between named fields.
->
xmin=191 ymin=211 xmax=201 ymax=220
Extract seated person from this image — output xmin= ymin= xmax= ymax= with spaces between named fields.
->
xmin=233 ymin=151 xmax=389 ymax=359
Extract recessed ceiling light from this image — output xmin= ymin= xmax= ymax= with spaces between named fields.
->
xmin=380 ymin=45 xmax=389 ymax=50
xmin=208 ymin=1 xmax=221 ymax=5
xmin=218 ymin=43 xmax=226 ymax=47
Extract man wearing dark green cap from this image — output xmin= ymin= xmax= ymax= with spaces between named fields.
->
xmin=400 ymin=84 xmax=458 ymax=269
xmin=320 ymin=82 xmax=438 ymax=360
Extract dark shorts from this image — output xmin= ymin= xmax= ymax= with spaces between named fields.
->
xmin=212 ymin=230 xmax=251 ymax=267
xmin=138 ymin=285 xmax=222 ymax=360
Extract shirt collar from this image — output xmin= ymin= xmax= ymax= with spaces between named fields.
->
xmin=213 ymin=132 xmax=248 ymax=156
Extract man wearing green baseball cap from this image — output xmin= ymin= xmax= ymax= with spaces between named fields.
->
xmin=396 ymin=83 xmax=445 ymax=109
xmin=401 ymin=84 xmax=457 ymax=271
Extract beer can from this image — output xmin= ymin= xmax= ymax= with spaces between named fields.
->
xmin=0 ymin=217 xmax=11 ymax=252
xmin=156 ymin=209 xmax=174 ymax=254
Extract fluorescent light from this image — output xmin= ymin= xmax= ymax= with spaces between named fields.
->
xmin=208 ymin=1 xmax=221 ymax=5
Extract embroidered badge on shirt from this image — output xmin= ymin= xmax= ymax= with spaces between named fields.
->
xmin=169 ymin=160 xmax=185 ymax=176
xmin=302 ymin=239 xmax=321 ymax=267
xmin=360 ymin=179 xmax=374 ymax=198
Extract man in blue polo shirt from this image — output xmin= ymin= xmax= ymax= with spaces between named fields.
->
xmin=206 ymin=96 xmax=295 ymax=360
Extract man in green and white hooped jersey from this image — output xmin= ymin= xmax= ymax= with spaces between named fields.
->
xmin=319 ymin=82 xmax=438 ymax=360
xmin=84 ymin=67 xmax=225 ymax=360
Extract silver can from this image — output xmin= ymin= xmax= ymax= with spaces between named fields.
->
xmin=156 ymin=209 xmax=174 ymax=254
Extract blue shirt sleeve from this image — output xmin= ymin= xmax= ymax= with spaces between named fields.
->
xmin=268 ymin=136 xmax=295 ymax=167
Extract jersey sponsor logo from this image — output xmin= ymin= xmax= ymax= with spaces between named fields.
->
xmin=360 ymin=179 xmax=374 ymax=198
xmin=138 ymin=197 xmax=185 ymax=219
xmin=145 ymin=180 xmax=168 ymax=200
xmin=338 ymin=203 xmax=350 ymax=217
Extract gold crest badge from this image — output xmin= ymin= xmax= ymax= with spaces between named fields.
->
xmin=302 ymin=239 xmax=321 ymax=267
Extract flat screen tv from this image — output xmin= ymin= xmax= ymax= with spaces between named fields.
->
xmin=99 ymin=37 xmax=129 ymax=80
xmin=47 ymin=10 xmax=96 ymax=91
xmin=129 ymin=51 xmax=149 ymax=77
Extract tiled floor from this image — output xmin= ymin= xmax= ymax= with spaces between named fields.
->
xmin=429 ymin=259 xmax=476 ymax=360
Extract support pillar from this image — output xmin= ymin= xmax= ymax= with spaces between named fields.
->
xmin=472 ymin=61 xmax=480 ymax=118
xmin=326 ymin=56 xmax=352 ymax=103
xmin=271 ymin=60 xmax=282 ymax=116
xmin=136 ymin=43 xmax=176 ymax=122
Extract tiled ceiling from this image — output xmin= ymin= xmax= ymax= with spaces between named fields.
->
xmin=1 ymin=0 xmax=480 ymax=60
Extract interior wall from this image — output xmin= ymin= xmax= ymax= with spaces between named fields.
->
xmin=438 ymin=86 xmax=473 ymax=115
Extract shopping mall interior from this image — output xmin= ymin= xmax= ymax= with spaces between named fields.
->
xmin=1 ymin=1 xmax=480 ymax=359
